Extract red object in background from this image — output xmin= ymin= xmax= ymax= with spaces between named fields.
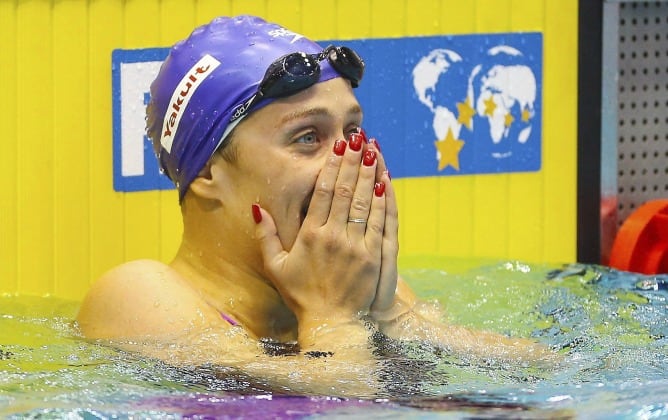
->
xmin=609 ymin=199 xmax=668 ymax=274
xmin=600 ymin=195 xmax=618 ymax=266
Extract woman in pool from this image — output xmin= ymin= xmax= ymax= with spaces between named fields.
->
xmin=77 ymin=15 xmax=554 ymax=396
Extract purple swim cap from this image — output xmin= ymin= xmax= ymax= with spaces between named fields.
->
xmin=146 ymin=15 xmax=341 ymax=202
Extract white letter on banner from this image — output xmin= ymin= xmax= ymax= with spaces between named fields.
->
xmin=119 ymin=61 xmax=163 ymax=177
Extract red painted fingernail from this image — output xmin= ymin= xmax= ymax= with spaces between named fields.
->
xmin=374 ymin=182 xmax=386 ymax=197
xmin=333 ymin=139 xmax=346 ymax=156
xmin=348 ymin=133 xmax=363 ymax=151
xmin=251 ymin=203 xmax=262 ymax=224
xmin=356 ymin=127 xmax=368 ymax=143
xmin=371 ymin=138 xmax=381 ymax=152
xmin=363 ymin=150 xmax=376 ymax=167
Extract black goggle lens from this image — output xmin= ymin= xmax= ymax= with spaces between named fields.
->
xmin=325 ymin=46 xmax=364 ymax=88
xmin=230 ymin=45 xmax=364 ymax=123
xmin=260 ymin=53 xmax=322 ymax=99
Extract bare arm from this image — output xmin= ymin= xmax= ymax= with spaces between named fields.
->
xmin=77 ymin=136 xmax=392 ymax=397
xmin=76 ymin=260 xmax=382 ymax=397
xmin=371 ymin=278 xmax=559 ymax=365
xmin=368 ymin=139 xmax=557 ymax=365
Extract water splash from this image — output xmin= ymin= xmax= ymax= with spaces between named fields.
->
xmin=3 ymin=263 xmax=668 ymax=417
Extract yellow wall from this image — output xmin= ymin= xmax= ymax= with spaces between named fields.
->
xmin=0 ymin=0 xmax=578 ymax=299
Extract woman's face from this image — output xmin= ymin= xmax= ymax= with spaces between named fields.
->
xmin=215 ymin=77 xmax=363 ymax=251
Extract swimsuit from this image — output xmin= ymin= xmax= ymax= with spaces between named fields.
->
xmin=220 ymin=312 xmax=239 ymax=326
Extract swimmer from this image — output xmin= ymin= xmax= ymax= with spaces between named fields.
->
xmin=77 ymin=15 xmax=556 ymax=396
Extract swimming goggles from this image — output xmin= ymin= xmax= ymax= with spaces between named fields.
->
xmin=229 ymin=45 xmax=365 ymax=123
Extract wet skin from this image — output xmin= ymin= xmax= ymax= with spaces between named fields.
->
xmin=76 ymin=78 xmax=556 ymax=398
xmin=174 ymin=76 xmax=398 ymax=342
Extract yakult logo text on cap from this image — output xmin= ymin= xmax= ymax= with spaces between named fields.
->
xmin=160 ymin=54 xmax=221 ymax=153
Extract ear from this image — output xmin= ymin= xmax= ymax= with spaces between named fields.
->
xmin=188 ymin=156 xmax=228 ymax=201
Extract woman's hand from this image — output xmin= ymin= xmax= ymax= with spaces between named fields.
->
xmin=367 ymin=136 xmax=400 ymax=317
xmin=252 ymin=132 xmax=386 ymax=346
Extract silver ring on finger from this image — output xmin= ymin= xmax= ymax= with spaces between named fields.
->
xmin=347 ymin=218 xmax=367 ymax=224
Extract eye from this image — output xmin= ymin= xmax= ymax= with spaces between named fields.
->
xmin=344 ymin=125 xmax=362 ymax=139
xmin=294 ymin=132 xmax=318 ymax=145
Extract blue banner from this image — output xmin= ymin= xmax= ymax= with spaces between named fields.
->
xmin=112 ymin=48 xmax=173 ymax=192
xmin=344 ymin=32 xmax=543 ymax=177
xmin=112 ymin=32 xmax=542 ymax=192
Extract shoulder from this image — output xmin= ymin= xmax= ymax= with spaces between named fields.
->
xmin=77 ymin=259 xmax=223 ymax=340
xmin=86 ymin=259 xmax=181 ymax=299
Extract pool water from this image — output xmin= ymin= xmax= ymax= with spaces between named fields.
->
xmin=2 ymin=260 xmax=668 ymax=418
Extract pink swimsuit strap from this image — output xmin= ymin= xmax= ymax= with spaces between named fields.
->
xmin=220 ymin=312 xmax=239 ymax=326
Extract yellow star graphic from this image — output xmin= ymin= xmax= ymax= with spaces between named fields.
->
xmin=521 ymin=107 xmax=531 ymax=122
xmin=434 ymin=128 xmax=465 ymax=171
xmin=504 ymin=112 xmax=514 ymax=128
xmin=456 ymin=97 xmax=475 ymax=130
xmin=483 ymin=95 xmax=497 ymax=116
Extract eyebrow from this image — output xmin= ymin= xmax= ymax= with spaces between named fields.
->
xmin=279 ymin=104 xmax=363 ymax=125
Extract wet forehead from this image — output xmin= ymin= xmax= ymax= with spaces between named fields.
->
xmin=279 ymin=104 xmax=363 ymax=125
xmin=273 ymin=78 xmax=362 ymax=125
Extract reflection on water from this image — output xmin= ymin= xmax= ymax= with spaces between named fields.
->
xmin=1 ymin=261 xmax=668 ymax=418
